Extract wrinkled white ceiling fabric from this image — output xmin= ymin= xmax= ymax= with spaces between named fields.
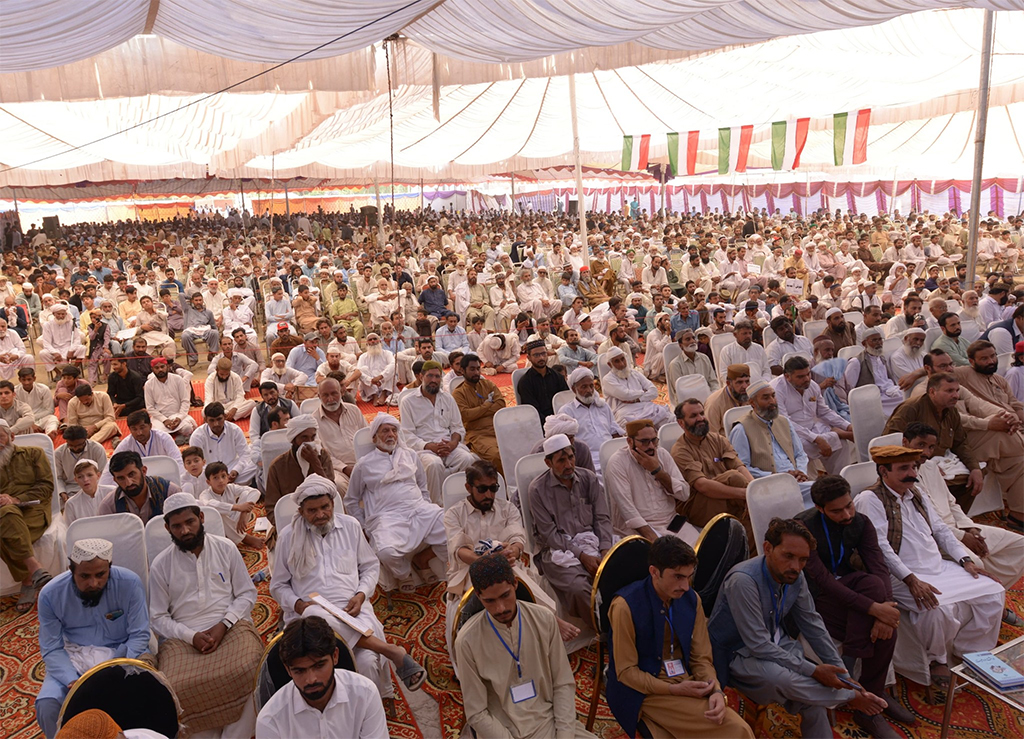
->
xmin=0 ymin=5 xmax=1021 ymax=187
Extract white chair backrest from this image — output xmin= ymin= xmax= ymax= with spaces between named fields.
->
xmin=658 ymin=422 xmax=683 ymax=449
xmin=662 ymin=344 xmax=683 ymax=403
xmin=837 ymin=345 xmax=863 ymax=361
xmin=598 ymin=437 xmax=629 ymax=479
xmin=597 ymin=353 xmax=614 ymax=380
xmin=449 ymin=375 xmax=465 ymax=391
xmin=881 ymin=335 xmax=902 ymax=357
xmin=761 ymin=326 xmax=777 ymax=347
xmin=781 ymin=351 xmax=812 ymax=367
xmin=674 ymin=375 xmax=711 ymax=406
xmin=923 ymin=327 xmax=942 ymax=351
xmin=747 ymin=474 xmax=806 ymax=556
xmin=869 ymin=432 xmax=902 ymax=450
xmin=514 ymin=453 xmax=550 ymax=555
xmin=722 ymin=405 xmax=750 ymax=432
xmin=843 ymin=311 xmax=864 ymax=326
xmin=840 ymin=462 xmax=878 ymax=498
xmin=15 ymin=433 xmax=58 ymax=516
xmin=552 ymin=390 xmax=576 ymax=415
xmin=848 ymin=384 xmax=885 ymax=463
xmin=260 ymin=429 xmax=291 ymax=477
xmin=141 ymin=456 xmax=181 ymax=489
xmin=299 ymin=398 xmax=320 ymax=415
xmin=803 ymin=320 xmax=827 ymax=340
xmin=144 ymin=505 xmax=225 ymax=566
xmin=495 ymin=406 xmax=542 ymax=493
xmin=353 ymin=426 xmax=375 ymax=459
xmin=66 ymin=513 xmax=149 ymax=592
xmin=442 ymin=471 xmax=507 ymax=511
xmin=997 ymin=351 xmax=1012 ymax=377
xmin=511 ymin=367 xmax=529 ymax=405
xmin=710 ymin=333 xmax=735 ymax=371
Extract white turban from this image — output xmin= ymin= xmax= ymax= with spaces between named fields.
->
xmin=71 ymin=538 xmax=113 ymax=564
xmin=288 ymin=474 xmax=339 ymax=579
xmin=627 ymin=292 xmax=644 ymax=301
xmin=861 ymin=327 xmax=883 ymax=342
xmin=0 ymin=418 xmax=10 ymax=432
xmin=825 ymin=307 xmax=843 ymax=319
xmin=543 ymin=434 xmax=572 ymax=456
xmin=285 ymin=414 xmax=318 ymax=442
xmin=486 ymin=334 xmax=504 ymax=350
xmin=569 ymin=367 xmax=593 ymax=387
xmin=544 ymin=414 xmax=579 ymax=438
xmin=370 ymin=412 xmax=399 ymax=439
xmin=605 ymin=346 xmax=625 ymax=360
xmin=295 ymin=474 xmax=337 ymax=505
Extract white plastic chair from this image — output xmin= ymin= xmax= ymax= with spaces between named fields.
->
xmin=841 ymin=461 xmax=878 ymax=497
xmin=868 ymin=432 xmax=902 ymax=449
xmin=495 ymin=405 xmax=542 ymax=496
xmin=260 ymin=429 xmax=291 ymax=478
xmin=710 ymin=333 xmax=735 ymax=372
xmin=997 ymin=352 xmax=1012 ymax=377
xmin=514 ymin=453 xmax=550 ymax=555
xmin=843 ymin=311 xmax=864 ymax=327
xmin=449 ymin=375 xmax=465 ymax=391
xmin=761 ymin=326 xmax=777 ymax=347
xmin=747 ymin=474 xmax=806 ymax=555
xmin=674 ymin=375 xmax=711 ymax=406
xmin=144 ymin=505 xmax=226 ymax=567
xmin=442 ymin=471 xmax=508 ymax=511
xmin=837 ymin=345 xmax=863 ymax=361
xmin=881 ymin=335 xmax=902 ymax=357
xmin=663 ymin=343 xmax=683 ymax=403
xmin=849 ymin=385 xmax=885 ymax=463
xmin=141 ymin=455 xmax=181 ymax=489
xmin=299 ymin=398 xmax=320 ymax=415
xmin=923 ymin=327 xmax=942 ymax=351
xmin=658 ymin=422 xmax=683 ymax=449
xmin=781 ymin=351 xmax=812 ymax=367
xmin=597 ymin=353 xmax=614 ymax=380
xmin=66 ymin=513 xmax=148 ymax=593
xmin=552 ymin=390 xmax=575 ymax=415
xmin=511 ymin=367 xmax=529 ymax=405
xmin=803 ymin=320 xmax=827 ymax=340
xmin=353 ymin=426 xmax=375 ymax=458
xmin=722 ymin=405 xmax=750 ymax=432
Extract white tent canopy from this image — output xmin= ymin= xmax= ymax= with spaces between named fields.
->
xmin=0 ymin=4 xmax=1021 ymax=187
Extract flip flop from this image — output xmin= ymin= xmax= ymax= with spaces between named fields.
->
xmin=397 ymin=578 xmax=417 ymax=594
xmin=16 ymin=583 xmax=39 ymax=613
xmin=31 ymin=568 xmax=52 ymax=589
xmin=397 ymin=654 xmax=426 ymax=691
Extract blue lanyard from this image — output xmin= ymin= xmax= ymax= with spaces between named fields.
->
xmin=761 ymin=559 xmax=787 ymax=637
xmin=663 ymin=601 xmax=681 ymax=660
xmin=486 ymin=610 xmax=523 ymax=679
xmin=819 ymin=513 xmax=844 ymax=575
xmin=134 ymin=434 xmax=155 ymax=457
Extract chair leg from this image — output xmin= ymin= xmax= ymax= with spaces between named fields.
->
xmin=585 ymin=640 xmax=604 ymax=732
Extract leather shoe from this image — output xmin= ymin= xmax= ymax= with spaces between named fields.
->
xmin=883 ymin=693 xmax=917 ymax=725
xmin=854 ymin=711 xmax=900 ymax=738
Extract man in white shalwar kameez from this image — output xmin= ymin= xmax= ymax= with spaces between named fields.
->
xmin=477 ymin=332 xmax=520 ymax=374
xmin=854 ymin=446 xmax=1004 ymax=689
xmin=189 ymin=403 xmax=257 ymax=486
xmin=40 ymin=304 xmax=86 ymax=371
xmin=772 ymin=357 xmax=853 ymax=475
xmin=204 ymin=359 xmax=256 ymax=421
xmin=0 ymin=318 xmax=32 ymax=379
xmin=354 ymin=333 xmax=397 ymax=405
xmin=843 ymin=328 xmax=905 ymax=416
xmin=144 ymin=358 xmax=198 ymax=442
xmin=271 ymin=475 xmax=427 ymax=697
xmin=346 ymin=414 xmax=447 ymax=590
xmin=887 ymin=327 xmax=927 ymax=389
xmin=398 ymin=361 xmax=478 ymax=504
xmin=601 ymin=347 xmax=674 ymax=429
xmin=560 ymin=368 xmax=625 ymax=475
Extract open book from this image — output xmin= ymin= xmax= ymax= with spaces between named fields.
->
xmin=308 ymin=592 xmax=373 ymax=637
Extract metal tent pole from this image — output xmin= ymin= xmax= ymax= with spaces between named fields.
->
xmin=966 ymin=9 xmax=996 ymax=288
xmin=567 ymin=70 xmax=589 ymax=266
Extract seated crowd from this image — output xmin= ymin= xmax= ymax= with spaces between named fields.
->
xmin=1 ymin=204 xmax=1022 ymax=739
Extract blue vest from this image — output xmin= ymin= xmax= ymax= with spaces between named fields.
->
xmin=114 ymin=476 xmax=171 ymax=516
xmin=606 ymin=578 xmax=697 ymax=738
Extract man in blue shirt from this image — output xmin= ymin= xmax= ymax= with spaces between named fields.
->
xmin=669 ymin=300 xmax=700 ymax=338
xmin=418 ymin=275 xmax=449 ymax=318
xmin=287 ymin=333 xmax=326 ymax=390
xmin=435 ymin=312 xmax=470 ymax=352
xmin=36 ymin=538 xmax=150 ymax=738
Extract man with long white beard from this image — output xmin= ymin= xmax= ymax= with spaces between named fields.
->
xmin=271 ymin=475 xmax=427 ymax=697
xmin=888 ymin=327 xmax=927 ymax=391
xmin=843 ymin=328 xmax=905 ymax=416
xmin=260 ymin=351 xmax=307 ymax=399
xmin=516 ymin=267 xmax=559 ymax=319
xmin=477 ymin=332 xmax=520 ymax=375
xmin=40 ymin=303 xmax=85 ymax=372
xmin=957 ymin=291 xmax=986 ymax=341
xmin=35 ymin=538 xmax=150 ymax=739
xmin=560 ymin=368 xmax=624 ymax=475
xmin=310 ymin=378 xmax=366 ymax=496
xmin=0 ymin=317 xmax=32 ymax=379
xmin=602 ymin=347 xmax=674 ymax=429
xmin=355 ymin=332 xmax=397 ymax=406
xmin=346 ymin=414 xmax=447 ymax=591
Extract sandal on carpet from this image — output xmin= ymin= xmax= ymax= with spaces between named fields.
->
xmin=930 ymin=662 xmax=951 ymax=690
xmin=414 ymin=566 xmax=439 ymax=585
xmin=397 ymin=654 xmax=426 ymax=691
xmin=1004 ymin=608 xmax=1024 ymax=627
xmin=1006 ymin=516 xmax=1024 ymax=533
xmin=15 ymin=570 xmax=50 ymax=614
xmin=397 ymin=578 xmax=417 ymax=593
xmin=31 ymin=568 xmax=52 ymax=589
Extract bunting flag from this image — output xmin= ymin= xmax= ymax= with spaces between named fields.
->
xmin=834 ymin=109 xmax=871 ymax=166
xmin=771 ymin=118 xmax=809 ymax=171
xmin=718 ymin=125 xmax=753 ymax=174
xmin=621 ymin=134 xmax=650 ymax=171
xmin=667 ymin=131 xmax=700 ymax=176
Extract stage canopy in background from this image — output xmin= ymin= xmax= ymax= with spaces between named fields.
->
xmin=0 ymin=2 xmax=1022 ymax=188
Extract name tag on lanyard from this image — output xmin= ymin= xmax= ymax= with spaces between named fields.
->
xmin=664 ymin=659 xmax=686 ymax=677
xmin=510 ymin=680 xmax=537 ymax=703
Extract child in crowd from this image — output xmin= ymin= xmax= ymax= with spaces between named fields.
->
xmin=180 ymin=446 xmax=206 ymax=498
xmin=198 ymin=461 xmax=264 ymax=549
xmin=63 ymin=459 xmax=109 ymax=525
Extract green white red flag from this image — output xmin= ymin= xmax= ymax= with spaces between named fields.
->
xmin=771 ymin=118 xmax=809 ymax=171
xmin=718 ymin=125 xmax=753 ymax=174
xmin=621 ymin=134 xmax=650 ymax=171
xmin=834 ymin=109 xmax=871 ymax=166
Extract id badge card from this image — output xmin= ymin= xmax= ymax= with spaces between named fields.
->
xmin=664 ymin=659 xmax=686 ymax=677
xmin=510 ymin=680 xmax=537 ymax=703
xmin=772 ymin=628 xmax=782 ymax=645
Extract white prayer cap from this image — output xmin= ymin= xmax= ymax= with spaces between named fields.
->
xmin=825 ymin=307 xmax=843 ymax=319
xmin=51 ymin=304 xmax=68 ymax=313
xmin=226 ymin=288 xmax=242 ymax=298
xmin=903 ymin=327 xmax=926 ymax=338
xmin=163 ymin=493 xmax=200 ymax=516
xmin=544 ymin=414 xmax=579 ymax=438
xmin=271 ymin=352 xmax=286 ymax=360
xmin=22 ymin=282 xmax=33 ymax=290
xmin=285 ymin=414 xmax=318 ymax=442
xmin=605 ymin=346 xmax=626 ymax=360
xmin=369 ymin=412 xmax=399 ymax=438
xmin=747 ymin=380 xmax=772 ymax=398
xmin=72 ymin=458 xmax=100 ymax=474
xmin=796 ymin=301 xmax=811 ymax=311
xmin=295 ymin=474 xmax=337 ymax=504
xmin=627 ymin=292 xmax=643 ymax=301
xmin=71 ymin=538 xmax=113 ymax=564
xmin=578 ymin=312 xmax=591 ymax=322
xmin=861 ymin=327 xmax=883 ymax=342
xmin=568 ymin=367 xmax=593 ymax=387
xmin=486 ymin=334 xmax=503 ymax=350
xmin=543 ymin=434 xmax=572 ymax=456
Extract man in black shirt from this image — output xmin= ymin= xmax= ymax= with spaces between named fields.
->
xmin=106 ymin=354 xmax=146 ymax=417
xmin=516 ymin=340 xmax=568 ymax=425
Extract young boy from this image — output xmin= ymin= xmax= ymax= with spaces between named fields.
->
xmin=180 ymin=446 xmax=207 ymax=498
xmin=199 ymin=461 xmax=264 ymax=549
xmin=63 ymin=459 xmax=109 ymax=525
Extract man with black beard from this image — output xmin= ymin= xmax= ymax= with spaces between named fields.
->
xmin=670 ymin=398 xmax=754 ymax=545
xmin=932 ymin=312 xmax=971 ymax=366
xmin=98 ymin=450 xmax=181 ymax=524
xmin=255 ymin=615 xmax=389 ymax=739
xmin=150 ymin=494 xmax=262 ymax=738
xmin=35 ymin=538 xmax=150 ymax=739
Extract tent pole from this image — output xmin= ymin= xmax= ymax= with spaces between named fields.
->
xmin=420 ymin=176 xmax=424 ymax=212
xmin=966 ymin=8 xmax=996 ymax=288
xmin=660 ymin=167 xmax=666 ymax=218
xmin=284 ymin=181 xmax=290 ymax=219
xmin=568 ymin=70 xmax=589 ymax=266
xmin=510 ymin=172 xmax=516 ymax=214
xmin=372 ymin=173 xmax=385 ymax=247
xmin=890 ymin=168 xmax=898 ymax=215
xmin=239 ymin=180 xmax=248 ymax=237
